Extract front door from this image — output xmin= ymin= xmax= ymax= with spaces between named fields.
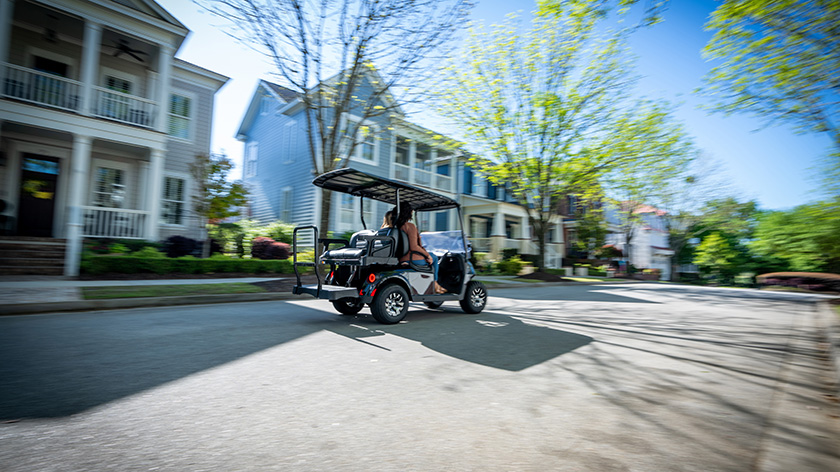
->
xmin=18 ymin=154 xmax=60 ymax=237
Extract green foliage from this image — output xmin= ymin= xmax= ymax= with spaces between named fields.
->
xmin=190 ymin=153 xmax=249 ymax=222
xmin=694 ymin=232 xmax=741 ymax=282
xmin=83 ymin=255 xmax=293 ymax=275
xmin=497 ymin=255 xmax=525 ymax=276
xmin=750 ymin=199 xmax=840 ymax=273
xmin=131 ymin=247 xmax=166 ymax=258
xmin=701 ymin=0 xmax=840 ymax=185
xmin=573 ymin=205 xmax=608 ymax=256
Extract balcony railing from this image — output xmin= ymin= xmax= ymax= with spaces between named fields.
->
xmin=2 ymin=63 xmax=82 ymax=112
xmin=393 ymin=163 xmax=452 ymax=192
xmin=93 ymin=86 xmax=156 ymax=128
xmin=2 ymin=63 xmax=157 ymax=129
xmin=82 ymin=206 xmax=149 ymax=239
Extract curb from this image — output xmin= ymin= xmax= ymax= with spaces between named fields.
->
xmin=0 ymin=282 xmax=587 ymax=316
xmin=816 ymin=300 xmax=840 ymax=394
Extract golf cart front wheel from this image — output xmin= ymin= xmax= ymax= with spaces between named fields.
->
xmin=370 ymin=284 xmax=409 ymax=324
xmin=459 ymin=281 xmax=487 ymax=314
xmin=332 ymin=297 xmax=364 ymax=315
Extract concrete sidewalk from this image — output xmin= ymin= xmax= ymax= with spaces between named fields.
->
xmin=0 ymin=274 xmax=574 ymax=316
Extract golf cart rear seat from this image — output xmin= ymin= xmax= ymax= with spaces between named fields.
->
xmin=320 ymin=227 xmax=410 ymax=266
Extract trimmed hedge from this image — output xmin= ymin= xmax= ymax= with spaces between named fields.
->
xmin=84 ymin=255 xmax=293 ymax=275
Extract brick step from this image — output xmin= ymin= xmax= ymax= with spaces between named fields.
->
xmin=0 ymin=248 xmax=66 ymax=257
xmin=0 ymin=257 xmax=64 ymax=266
xmin=0 ymin=266 xmax=64 ymax=276
xmin=0 ymin=237 xmax=67 ymax=244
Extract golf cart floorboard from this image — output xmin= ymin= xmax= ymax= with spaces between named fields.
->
xmin=294 ymin=284 xmax=359 ymax=300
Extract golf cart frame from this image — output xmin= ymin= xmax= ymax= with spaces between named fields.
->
xmin=292 ymin=168 xmax=488 ymax=324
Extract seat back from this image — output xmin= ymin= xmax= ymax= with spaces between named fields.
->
xmin=349 ymin=229 xmax=377 ymax=249
xmin=375 ymin=227 xmax=409 ymax=259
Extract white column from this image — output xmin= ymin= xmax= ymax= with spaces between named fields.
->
xmin=155 ymin=45 xmax=173 ymax=132
xmin=79 ymin=22 xmax=102 ymax=116
xmin=491 ymin=210 xmax=505 ymax=236
xmin=64 ymin=135 xmax=92 ymax=276
xmin=145 ymin=149 xmax=164 ymax=240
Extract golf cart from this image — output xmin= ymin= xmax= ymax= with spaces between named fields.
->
xmin=292 ymin=168 xmax=488 ymax=324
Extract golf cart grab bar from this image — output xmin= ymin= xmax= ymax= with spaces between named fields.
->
xmin=293 ymin=225 xmax=322 ymax=296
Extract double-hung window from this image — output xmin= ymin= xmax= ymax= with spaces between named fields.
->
xmin=168 ymin=94 xmax=192 ymax=139
xmin=162 ymin=177 xmax=186 ymax=225
xmin=245 ymin=142 xmax=258 ymax=178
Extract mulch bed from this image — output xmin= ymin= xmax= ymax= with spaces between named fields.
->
xmin=516 ymin=272 xmax=566 ymax=282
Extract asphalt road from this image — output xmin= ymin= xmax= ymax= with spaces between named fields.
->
xmin=1 ymin=284 xmax=838 ymax=471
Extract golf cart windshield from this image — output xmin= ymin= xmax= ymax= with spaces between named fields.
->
xmin=421 ymin=231 xmax=467 ymax=254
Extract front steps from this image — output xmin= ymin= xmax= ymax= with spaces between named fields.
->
xmin=0 ymin=236 xmax=66 ymax=275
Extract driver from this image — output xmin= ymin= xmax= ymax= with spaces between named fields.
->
xmin=391 ymin=201 xmax=447 ymax=294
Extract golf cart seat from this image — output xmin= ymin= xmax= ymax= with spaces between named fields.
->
xmin=321 ymin=227 xmax=410 ymax=266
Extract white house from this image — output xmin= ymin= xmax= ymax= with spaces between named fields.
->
xmin=0 ymin=0 xmax=228 ymax=275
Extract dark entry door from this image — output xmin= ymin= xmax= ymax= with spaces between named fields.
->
xmin=18 ymin=155 xmax=60 ymax=237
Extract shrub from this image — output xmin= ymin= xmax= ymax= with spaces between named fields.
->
xmin=498 ymin=255 xmax=525 ymax=275
xmin=251 ymin=236 xmax=291 ymax=260
xmin=163 ymin=235 xmax=199 ymax=258
xmin=132 ymin=246 xmax=165 ymax=258
xmin=109 ymin=243 xmax=130 ymax=254
xmin=83 ymin=255 xmax=293 ymax=275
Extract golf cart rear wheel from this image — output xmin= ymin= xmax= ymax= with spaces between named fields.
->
xmin=459 ymin=281 xmax=487 ymax=314
xmin=424 ymin=301 xmax=444 ymax=309
xmin=332 ymin=297 xmax=364 ymax=315
xmin=371 ymin=284 xmax=409 ymax=324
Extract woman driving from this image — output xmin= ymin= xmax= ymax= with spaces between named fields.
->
xmin=390 ymin=201 xmax=447 ymax=294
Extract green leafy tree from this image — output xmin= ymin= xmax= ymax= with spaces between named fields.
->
xmin=198 ymin=0 xmax=471 ymax=236
xmin=436 ymin=5 xmax=692 ymax=270
xmin=190 ymin=153 xmax=249 ymax=257
xmin=751 ymin=199 xmax=840 ymax=273
xmin=694 ymin=232 xmax=740 ymax=283
xmin=572 ymin=203 xmax=608 ymax=258
xmin=701 ymin=0 xmax=840 ymax=189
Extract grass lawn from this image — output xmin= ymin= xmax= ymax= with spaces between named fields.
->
xmin=82 ymin=283 xmax=266 ymax=300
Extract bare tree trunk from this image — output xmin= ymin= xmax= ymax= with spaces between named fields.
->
xmin=319 ymin=187 xmax=333 ymax=239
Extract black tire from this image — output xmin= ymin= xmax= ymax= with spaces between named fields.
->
xmin=332 ymin=297 xmax=364 ymax=316
xmin=370 ymin=284 xmax=409 ymax=324
xmin=424 ymin=301 xmax=444 ymax=309
xmin=459 ymin=280 xmax=487 ymax=314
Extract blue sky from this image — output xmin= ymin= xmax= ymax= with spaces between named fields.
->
xmin=157 ymin=0 xmax=833 ymax=211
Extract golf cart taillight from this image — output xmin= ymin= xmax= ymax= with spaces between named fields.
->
xmin=368 ymin=274 xmax=376 ymax=283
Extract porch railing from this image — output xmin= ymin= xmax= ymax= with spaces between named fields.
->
xmin=2 ymin=63 xmax=82 ymax=112
xmin=82 ymin=206 xmax=149 ymax=239
xmin=93 ymin=86 xmax=157 ymax=128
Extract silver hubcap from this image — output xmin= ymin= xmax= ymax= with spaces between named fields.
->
xmin=385 ymin=291 xmax=405 ymax=318
xmin=470 ymin=286 xmax=486 ymax=307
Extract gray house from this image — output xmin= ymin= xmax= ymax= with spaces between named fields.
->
xmin=0 ymin=0 xmax=228 ymax=275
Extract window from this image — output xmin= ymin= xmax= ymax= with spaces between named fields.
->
xmin=106 ymin=76 xmax=131 ymax=94
xmin=339 ymin=193 xmax=355 ymax=230
xmin=471 ymin=174 xmax=487 ymax=198
xmin=168 ymin=94 xmax=192 ymax=139
xmin=93 ymin=167 xmax=125 ymax=208
xmin=395 ymin=136 xmax=410 ymax=166
xmin=260 ymin=95 xmax=273 ymax=115
xmin=283 ymin=121 xmax=297 ymax=164
xmin=435 ymin=211 xmax=449 ymax=231
xmin=281 ymin=187 xmax=293 ymax=222
xmin=414 ymin=143 xmax=431 ymax=171
xmin=357 ymin=125 xmax=376 ymax=162
xmin=245 ymin=142 xmax=258 ymax=178
xmin=162 ymin=177 xmax=185 ymax=225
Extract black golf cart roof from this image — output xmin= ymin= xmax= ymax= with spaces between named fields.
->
xmin=313 ymin=168 xmax=459 ymax=211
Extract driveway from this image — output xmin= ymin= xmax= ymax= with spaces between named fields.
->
xmin=1 ymin=284 xmax=838 ymax=471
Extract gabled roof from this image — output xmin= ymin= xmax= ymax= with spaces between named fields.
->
xmin=108 ymin=0 xmax=188 ymax=33
xmin=236 ymin=80 xmax=299 ymax=140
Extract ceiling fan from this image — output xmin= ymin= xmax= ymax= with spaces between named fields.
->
xmin=110 ymin=39 xmax=148 ymax=63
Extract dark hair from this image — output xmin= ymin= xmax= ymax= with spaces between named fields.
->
xmin=382 ymin=210 xmax=394 ymax=228
xmin=392 ymin=201 xmax=412 ymax=228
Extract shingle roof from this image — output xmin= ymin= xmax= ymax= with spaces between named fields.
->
xmin=263 ymin=81 xmax=299 ymax=103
